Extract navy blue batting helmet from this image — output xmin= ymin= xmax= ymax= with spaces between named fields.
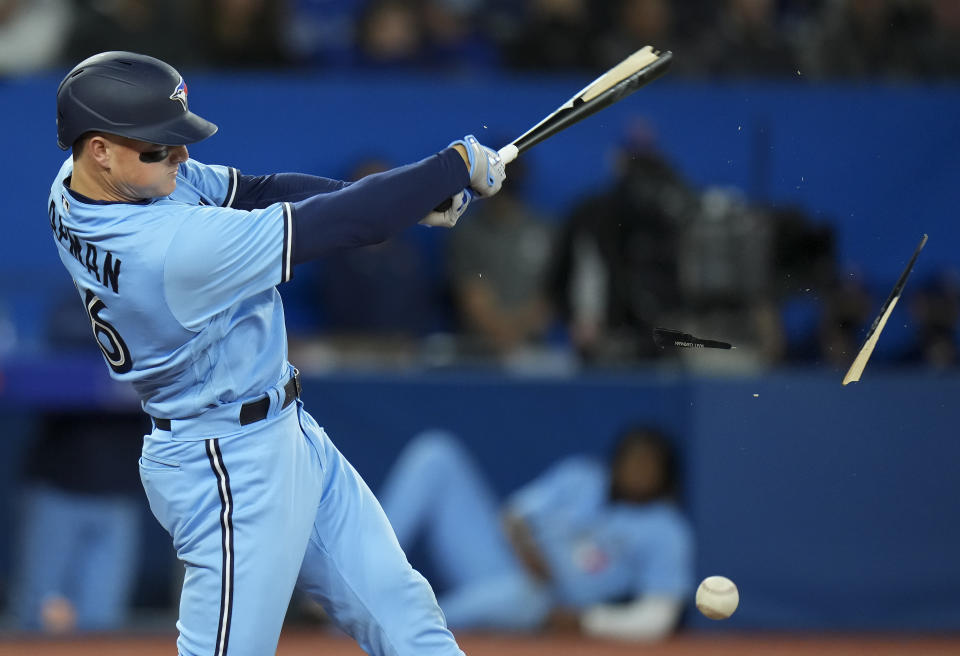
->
xmin=56 ymin=51 xmax=218 ymax=151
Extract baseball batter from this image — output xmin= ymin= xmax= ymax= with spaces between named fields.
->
xmin=48 ymin=51 xmax=505 ymax=656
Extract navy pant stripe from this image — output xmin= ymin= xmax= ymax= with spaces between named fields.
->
xmin=206 ymin=439 xmax=234 ymax=656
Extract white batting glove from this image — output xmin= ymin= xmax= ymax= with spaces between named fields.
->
xmin=419 ymin=189 xmax=472 ymax=228
xmin=452 ymin=134 xmax=505 ymax=197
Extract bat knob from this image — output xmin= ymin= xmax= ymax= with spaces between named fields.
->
xmin=498 ymin=144 xmax=519 ymax=165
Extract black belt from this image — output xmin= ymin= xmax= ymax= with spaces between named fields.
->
xmin=153 ymin=371 xmax=301 ymax=431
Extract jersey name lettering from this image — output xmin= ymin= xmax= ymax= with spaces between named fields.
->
xmin=49 ymin=200 xmax=122 ymax=294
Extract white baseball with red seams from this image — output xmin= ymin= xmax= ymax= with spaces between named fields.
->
xmin=696 ymin=575 xmax=740 ymax=619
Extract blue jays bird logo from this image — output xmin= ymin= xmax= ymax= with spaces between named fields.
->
xmin=170 ymin=78 xmax=188 ymax=111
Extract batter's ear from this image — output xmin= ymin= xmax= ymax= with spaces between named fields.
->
xmin=84 ymin=134 xmax=112 ymax=167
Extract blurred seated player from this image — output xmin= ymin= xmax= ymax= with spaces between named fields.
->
xmin=768 ymin=205 xmax=837 ymax=363
xmin=355 ymin=0 xmax=428 ymax=68
xmin=500 ymin=0 xmax=599 ymax=71
xmin=420 ymin=0 xmax=499 ymax=70
xmin=378 ymin=426 xmax=694 ymax=640
xmin=11 ymin=295 xmax=146 ymax=633
xmin=802 ymin=0 xmax=927 ymax=80
xmin=817 ymin=270 xmax=874 ymax=369
xmin=187 ymin=0 xmax=292 ymax=68
xmin=915 ymin=0 xmax=960 ymax=79
xmin=593 ymin=0 xmax=681 ymax=71
xmin=547 ymin=120 xmax=695 ymax=363
xmin=676 ymin=186 xmax=785 ymax=367
xmin=693 ymin=0 xmax=801 ymax=77
xmin=447 ymin=157 xmax=554 ymax=361
xmin=0 ymin=0 xmax=74 ymax=75
xmin=13 ymin=412 xmax=146 ymax=633
xmin=63 ymin=0 xmax=196 ymax=67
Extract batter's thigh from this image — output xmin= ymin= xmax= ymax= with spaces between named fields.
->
xmin=140 ymin=406 xmax=324 ymax=656
xmin=294 ymin=411 xmax=464 ymax=656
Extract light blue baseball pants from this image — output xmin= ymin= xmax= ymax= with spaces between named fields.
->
xmin=139 ymin=394 xmax=462 ymax=656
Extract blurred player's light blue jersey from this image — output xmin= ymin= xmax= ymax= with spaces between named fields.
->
xmin=506 ymin=456 xmax=694 ymax=607
xmin=48 ymin=157 xmax=293 ymax=420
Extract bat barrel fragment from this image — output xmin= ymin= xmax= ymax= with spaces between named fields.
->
xmin=842 ymin=233 xmax=928 ymax=386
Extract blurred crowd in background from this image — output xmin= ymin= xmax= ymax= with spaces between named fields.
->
xmin=1 ymin=0 xmax=957 ymax=374
xmin=3 ymin=0 xmax=960 ymax=79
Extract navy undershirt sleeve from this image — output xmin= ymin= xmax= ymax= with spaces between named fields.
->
xmin=290 ymin=147 xmax=469 ymax=264
xmin=232 ymin=172 xmax=350 ymax=210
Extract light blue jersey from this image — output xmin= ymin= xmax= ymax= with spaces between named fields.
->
xmin=49 ymin=157 xmax=293 ymax=423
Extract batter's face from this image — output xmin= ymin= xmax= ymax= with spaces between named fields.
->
xmin=98 ymin=135 xmax=189 ymax=200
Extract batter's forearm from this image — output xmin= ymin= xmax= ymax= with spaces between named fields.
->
xmin=290 ymin=148 xmax=469 ymax=263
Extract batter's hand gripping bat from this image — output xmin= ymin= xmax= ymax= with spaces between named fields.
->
xmin=497 ymin=45 xmax=673 ymax=165
xmin=842 ymin=234 xmax=928 ymax=386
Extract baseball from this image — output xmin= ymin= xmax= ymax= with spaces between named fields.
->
xmin=696 ymin=575 xmax=739 ymax=620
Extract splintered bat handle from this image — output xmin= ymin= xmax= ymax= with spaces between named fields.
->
xmin=699 ymin=339 xmax=733 ymax=350
xmin=653 ymin=328 xmax=733 ymax=350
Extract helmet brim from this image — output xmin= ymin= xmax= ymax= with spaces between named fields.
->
xmin=125 ymin=110 xmax=219 ymax=147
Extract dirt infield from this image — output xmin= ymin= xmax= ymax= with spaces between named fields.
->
xmin=0 ymin=630 xmax=958 ymax=656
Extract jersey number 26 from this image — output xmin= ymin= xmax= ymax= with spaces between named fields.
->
xmin=83 ymin=288 xmax=132 ymax=374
